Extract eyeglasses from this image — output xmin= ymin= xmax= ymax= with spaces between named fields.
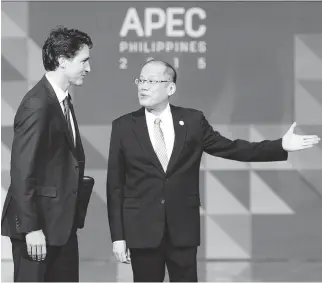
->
xmin=134 ymin=78 xmax=172 ymax=85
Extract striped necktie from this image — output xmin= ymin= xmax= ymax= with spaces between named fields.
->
xmin=63 ymin=95 xmax=74 ymax=145
xmin=154 ymin=117 xmax=169 ymax=172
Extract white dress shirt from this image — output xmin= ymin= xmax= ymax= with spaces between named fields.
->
xmin=45 ymin=74 xmax=76 ymax=145
xmin=145 ymin=104 xmax=175 ymax=160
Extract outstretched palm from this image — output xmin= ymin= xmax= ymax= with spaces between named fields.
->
xmin=282 ymin=122 xmax=320 ymax=152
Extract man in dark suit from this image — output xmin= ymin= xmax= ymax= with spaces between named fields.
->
xmin=1 ymin=26 xmax=93 ymax=282
xmin=107 ymin=60 xmax=320 ymax=282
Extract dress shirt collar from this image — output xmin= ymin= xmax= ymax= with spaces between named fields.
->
xmin=145 ymin=103 xmax=172 ymax=124
xmin=45 ymin=73 xmax=69 ymax=103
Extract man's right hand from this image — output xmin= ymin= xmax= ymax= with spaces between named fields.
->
xmin=113 ymin=240 xmax=131 ymax=264
xmin=25 ymin=229 xmax=46 ymax=261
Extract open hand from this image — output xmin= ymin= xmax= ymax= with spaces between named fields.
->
xmin=282 ymin=122 xmax=320 ymax=151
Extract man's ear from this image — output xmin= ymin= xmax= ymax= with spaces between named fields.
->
xmin=168 ymin=82 xmax=176 ymax=97
xmin=58 ymin=56 xmax=66 ymax=68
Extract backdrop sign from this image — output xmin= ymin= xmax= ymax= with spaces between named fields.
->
xmin=119 ymin=7 xmax=207 ymax=70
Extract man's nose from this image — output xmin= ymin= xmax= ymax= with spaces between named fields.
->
xmin=141 ymin=81 xmax=151 ymax=89
xmin=85 ymin=61 xmax=91 ymax=72
xmin=139 ymin=83 xmax=148 ymax=91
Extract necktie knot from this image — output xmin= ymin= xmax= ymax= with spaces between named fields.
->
xmin=63 ymin=96 xmax=70 ymax=116
xmin=155 ymin=117 xmax=162 ymax=125
xmin=63 ymin=95 xmax=71 ymax=107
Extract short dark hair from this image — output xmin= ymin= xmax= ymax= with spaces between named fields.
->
xmin=143 ymin=59 xmax=177 ymax=84
xmin=42 ymin=26 xmax=93 ymax=71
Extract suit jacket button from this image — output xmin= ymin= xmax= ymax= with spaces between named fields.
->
xmin=160 ymin=199 xmax=165 ymax=204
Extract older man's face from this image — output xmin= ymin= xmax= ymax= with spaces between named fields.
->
xmin=137 ymin=62 xmax=172 ymax=111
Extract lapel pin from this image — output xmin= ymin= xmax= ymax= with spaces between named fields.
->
xmin=179 ymin=120 xmax=184 ymax=126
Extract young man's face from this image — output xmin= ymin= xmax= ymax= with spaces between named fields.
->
xmin=64 ymin=44 xmax=91 ymax=86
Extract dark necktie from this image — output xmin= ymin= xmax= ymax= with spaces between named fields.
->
xmin=63 ymin=95 xmax=74 ymax=145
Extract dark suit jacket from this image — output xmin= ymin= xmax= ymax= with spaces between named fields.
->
xmin=1 ymin=76 xmax=87 ymax=246
xmin=107 ymin=105 xmax=288 ymax=248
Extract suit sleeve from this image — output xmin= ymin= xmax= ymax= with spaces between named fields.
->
xmin=10 ymin=98 xmax=47 ymax=233
xmin=201 ymin=114 xmax=288 ymax=162
xmin=106 ymin=120 xmax=125 ymax=242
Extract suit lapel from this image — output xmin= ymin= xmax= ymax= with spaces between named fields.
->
xmin=132 ymin=108 xmax=165 ymax=174
xmin=166 ymin=105 xmax=187 ymax=174
xmin=42 ymin=76 xmax=77 ymax=158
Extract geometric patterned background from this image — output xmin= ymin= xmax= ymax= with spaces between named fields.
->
xmin=2 ymin=1 xmax=322 ymax=281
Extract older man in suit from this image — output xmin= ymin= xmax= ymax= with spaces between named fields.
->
xmin=107 ymin=59 xmax=320 ymax=282
xmin=1 ymin=26 xmax=94 ymax=282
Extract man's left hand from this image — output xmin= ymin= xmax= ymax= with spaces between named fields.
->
xmin=282 ymin=122 xmax=320 ymax=152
